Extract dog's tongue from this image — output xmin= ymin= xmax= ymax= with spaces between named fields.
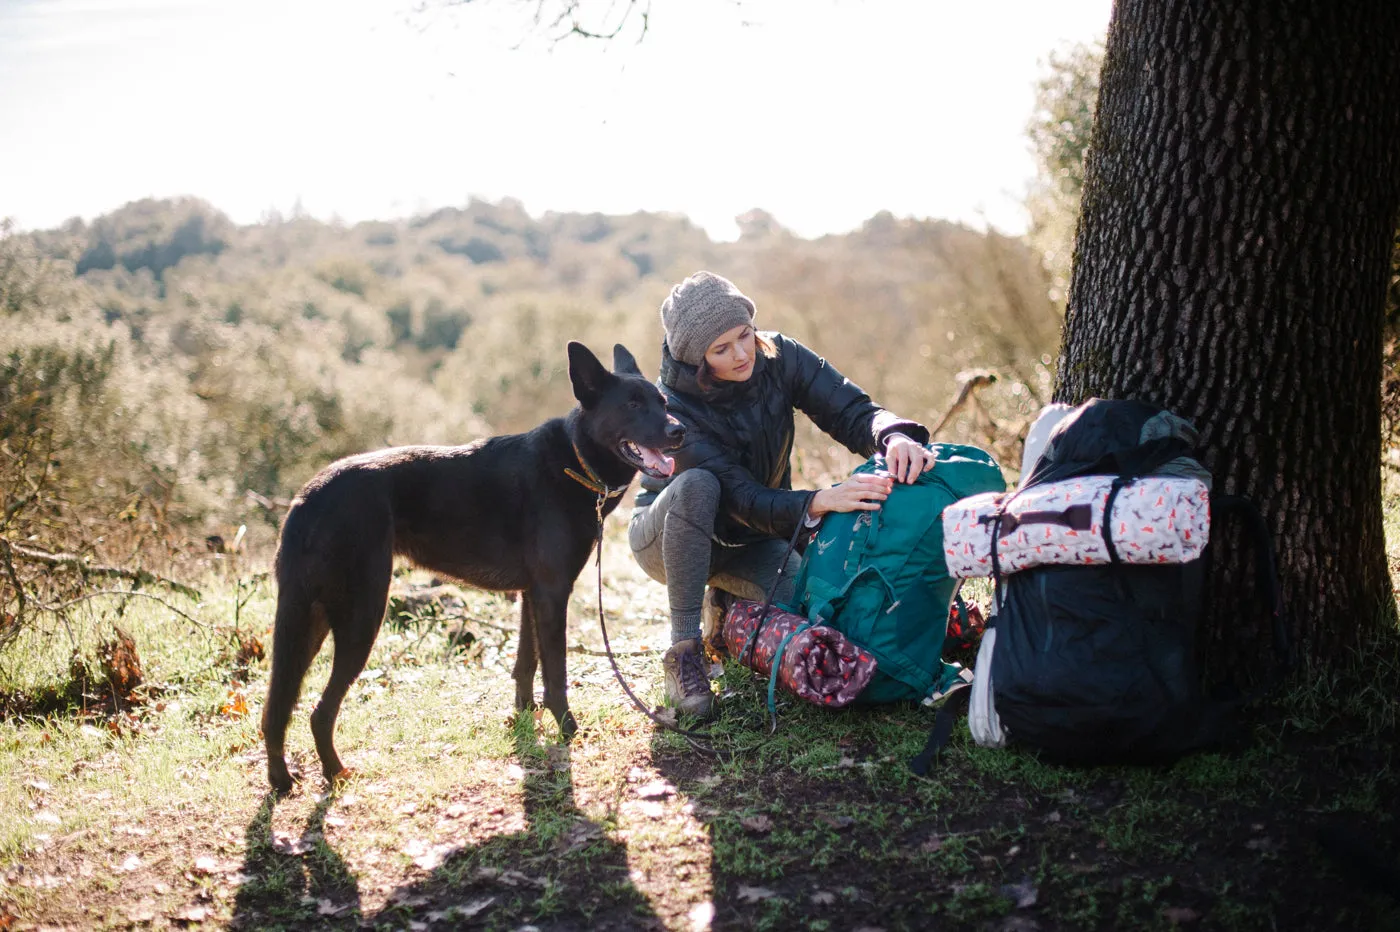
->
xmin=640 ymin=446 xmax=675 ymax=477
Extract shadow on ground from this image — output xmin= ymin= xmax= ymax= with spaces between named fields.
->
xmin=231 ymin=727 xmax=657 ymax=930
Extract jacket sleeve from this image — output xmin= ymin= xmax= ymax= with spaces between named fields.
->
xmin=670 ymin=419 xmax=815 ymax=541
xmin=779 ymin=335 xmax=930 ymax=455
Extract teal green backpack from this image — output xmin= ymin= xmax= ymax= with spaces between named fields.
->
xmin=784 ymin=443 xmax=1005 ymax=704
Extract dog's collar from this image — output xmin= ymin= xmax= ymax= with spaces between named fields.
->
xmin=566 ymin=441 xmax=628 ymax=500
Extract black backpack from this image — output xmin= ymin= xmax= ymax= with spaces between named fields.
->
xmin=911 ymin=398 xmax=1290 ymax=773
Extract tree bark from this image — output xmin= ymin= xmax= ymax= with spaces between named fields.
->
xmin=1056 ymin=0 xmax=1400 ymax=668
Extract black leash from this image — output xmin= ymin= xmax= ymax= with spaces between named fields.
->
xmin=740 ymin=492 xmax=816 ymax=671
xmin=588 ymin=493 xmax=726 ymax=758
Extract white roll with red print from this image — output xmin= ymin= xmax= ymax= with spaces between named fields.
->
xmin=943 ymin=475 xmax=1210 ymax=578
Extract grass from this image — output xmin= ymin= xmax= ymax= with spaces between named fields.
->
xmin=1 ymin=517 xmax=1399 ymax=930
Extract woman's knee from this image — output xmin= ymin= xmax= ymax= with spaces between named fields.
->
xmin=668 ymin=468 xmax=720 ymax=517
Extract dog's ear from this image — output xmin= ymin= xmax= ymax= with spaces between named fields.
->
xmin=612 ymin=344 xmax=642 ymax=377
xmin=568 ymin=341 xmax=613 ymax=408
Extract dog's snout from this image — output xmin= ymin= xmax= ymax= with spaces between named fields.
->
xmin=665 ymin=419 xmax=686 ymax=442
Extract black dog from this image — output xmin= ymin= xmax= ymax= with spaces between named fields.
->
xmin=262 ymin=342 xmax=682 ymax=793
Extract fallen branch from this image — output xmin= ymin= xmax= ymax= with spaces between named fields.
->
xmin=930 ymin=369 xmax=999 ymax=439
xmin=3 ymin=540 xmax=201 ymax=600
xmin=568 ymin=643 xmax=658 ymax=657
xmin=33 ymin=590 xmax=212 ymax=630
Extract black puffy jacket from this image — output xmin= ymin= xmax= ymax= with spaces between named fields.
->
xmin=635 ymin=332 xmax=929 ymax=545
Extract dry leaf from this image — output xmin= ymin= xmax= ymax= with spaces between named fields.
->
xmin=740 ymin=814 xmax=773 ymax=833
xmin=413 ymin=845 xmax=452 ymax=871
xmin=192 ymin=857 xmax=218 ymax=875
xmin=689 ymin=901 xmax=716 ymax=930
xmin=316 ymin=898 xmax=349 ymax=916
xmin=444 ymin=803 xmax=470 ymax=819
xmin=270 ymin=832 xmax=314 ymax=855
xmin=456 ymin=896 xmax=496 ymax=919
xmin=817 ymin=814 xmax=855 ymax=831
xmin=920 ymin=835 xmax=943 ymax=853
xmin=1163 ymin=907 xmax=1200 ymax=925
xmin=635 ymin=780 xmax=676 ymax=799
xmin=127 ymin=905 xmax=157 ymax=923
xmin=736 ymin=885 xmax=776 ymax=903
xmin=564 ymin=822 xmax=603 ymax=851
xmin=23 ymin=779 xmax=52 ymax=793
xmin=634 ymin=800 xmax=665 ymax=819
xmin=120 ymin=854 xmax=142 ymax=872
xmin=396 ymin=801 xmax=418 ymax=816
xmin=474 ymin=868 xmax=545 ymax=888
xmin=173 ymin=905 xmax=208 ymax=923
xmin=810 ymin=890 xmax=838 ymax=905
xmin=1000 ymin=878 xmax=1038 ymax=909
xmin=220 ymin=689 xmax=248 ymax=719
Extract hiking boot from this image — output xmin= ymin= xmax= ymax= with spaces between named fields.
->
xmin=701 ymin=587 xmax=732 ymax=662
xmin=663 ymin=638 xmax=715 ymax=720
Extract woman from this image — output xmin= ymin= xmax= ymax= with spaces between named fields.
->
xmin=630 ymin=271 xmax=933 ymax=718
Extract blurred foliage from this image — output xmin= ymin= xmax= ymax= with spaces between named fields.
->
xmin=1 ymin=196 xmax=1060 ymax=582
xmin=1026 ymin=40 xmax=1103 ymax=306
xmin=1381 ymin=227 xmax=1400 ymax=461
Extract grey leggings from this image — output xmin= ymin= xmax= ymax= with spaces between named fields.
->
xmin=629 ymin=469 xmax=799 ymax=645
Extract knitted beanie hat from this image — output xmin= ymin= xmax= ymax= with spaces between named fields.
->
xmin=659 ymin=271 xmax=757 ymax=367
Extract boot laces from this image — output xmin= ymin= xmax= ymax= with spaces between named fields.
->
xmin=678 ymin=648 xmax=710 ymax=696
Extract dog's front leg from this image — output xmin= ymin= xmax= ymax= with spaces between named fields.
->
xmin=513 ymin=590 xmax=538 ymax=712
xmin=530 ymin=582 xmax=578 ymax=739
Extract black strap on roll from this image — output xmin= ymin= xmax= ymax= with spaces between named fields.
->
xmin=1100 ymin=475 xmax=1134 ymax=565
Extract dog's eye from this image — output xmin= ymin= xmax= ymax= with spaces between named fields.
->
xmin=628 ymin=400 xmax=642 ymax=410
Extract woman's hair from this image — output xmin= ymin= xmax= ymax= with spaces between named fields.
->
xmin=695 ymin=331 xmax=777 ymax=391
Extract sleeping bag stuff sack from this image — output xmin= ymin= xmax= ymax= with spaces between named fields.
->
xmin=942 ymin=474 xmax=1211 ymax=576
xmin=784 ymin=442 xmax=1006 ymax=705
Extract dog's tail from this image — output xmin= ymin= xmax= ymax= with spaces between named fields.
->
xmin=263 ymin=499 xmax=324 ymax=776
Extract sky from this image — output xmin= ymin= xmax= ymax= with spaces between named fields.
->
xmin=0 ymin=0 xmax=1112 ymax=241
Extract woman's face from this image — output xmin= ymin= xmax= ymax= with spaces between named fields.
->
xmin=704 ymin=323 xmax=757 ymax=382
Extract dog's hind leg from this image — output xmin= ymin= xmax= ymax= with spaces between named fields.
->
xmin=264 ymin=592 xmax=331 ymax=794
xmin=309 ymin=548 xmax=391 ymax=785
xmin=513 ymin=591 xmax=539 ymax=713
xmin=530 ymin=582 xmax=578 ymax=739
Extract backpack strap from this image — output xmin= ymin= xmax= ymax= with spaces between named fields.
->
xmin=740 ymin=498 xmax=814 ymax=669
xmin=1100 ymin=475 xmax=1135 ymax=566
xmin=909 ymin=687 xmax=971 ymax=776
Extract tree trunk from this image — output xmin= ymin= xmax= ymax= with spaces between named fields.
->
xmin=1056 ymin=0 xmax=1400 ymax=669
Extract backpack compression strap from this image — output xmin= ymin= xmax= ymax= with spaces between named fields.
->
xmin=909 ymin=687 xmax=971 ymax=776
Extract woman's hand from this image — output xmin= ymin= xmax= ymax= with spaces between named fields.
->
xmin=884 ymin=434 xmax=934 ymax=484
xmin=808 ymin=474 xmax=894 ymax=518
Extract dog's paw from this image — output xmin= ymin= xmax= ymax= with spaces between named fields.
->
xmin=326 ymin=766 xmax=357 ymax=787
xmin=268 ymin=765 xmax=300 ymax=796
